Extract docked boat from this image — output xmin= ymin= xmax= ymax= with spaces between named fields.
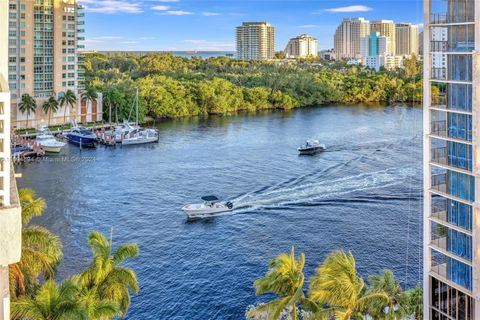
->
xmin=298 ymin=140 xmax=326 ymax=155
xmin=122 ymin=128 xmax=159 ymax=145
xmin=65 ymin=123 xmax=97 ymax=148
xmin=112 ymin=121 xmax=139 ymax=143
xmin=182 ymin=196 xmax=234 ymax=218
xmin=120 ymin=90 xmax=159 ymax=145
xmin=36 ymin=125 xmax=65 ymax=153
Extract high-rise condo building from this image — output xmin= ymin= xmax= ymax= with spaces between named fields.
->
xmin=0 ymin=1 xmax=23 ymax=319
xmin=370 ymin=20 xmax=396 ymax=55
xmin=424 ymin=0 xmax=478 ymax=318
xmin=360 ymin=32 xmax=389 ymax=58
xmin=8 ymin=0 xmax=102 ymax=129
xmin=333 ymin=17 xmax=370 ymax=60
xmin=285 ymin=34 xmax=318 ymax=59
xmin=395 ymin=23 xmax=420 ymax=56
xmin=236 ymin=22 xmax=275 ymax=60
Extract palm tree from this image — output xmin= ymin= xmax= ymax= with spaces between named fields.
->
xmin=18 ymin=93 xmax=37 ymax=129
xmin=76 ymin=231 xmax=139 ymax=317
xmin=248 ymin=247 xmax=320 ymax=320
xmin=42 ymin=96 xmax=59 ymax=126
xmin=366 ymin=270 xmax=406 ymax=319
xmin=9 ymin=189 xmax=62 ymax=298
xmin=70 ymin=278 xmax=120 ymax=320
xmin=11 ymin=279 xmax=86 ymax=320
xmin=58 ymin=89 xmax=77 ymax=126
xmin=403 ymin=285 xmax=423 ymax=320
xmin=309 ymin=251 xmax=388 ymax=320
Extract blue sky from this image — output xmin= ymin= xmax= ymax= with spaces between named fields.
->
xmin=81 ymin=0 xmax=425 ymax=51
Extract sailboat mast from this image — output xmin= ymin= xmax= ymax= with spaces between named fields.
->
xmin=136 ymin=88 xmax=139 ymax=126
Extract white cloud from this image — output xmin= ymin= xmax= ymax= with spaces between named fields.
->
xmin=150 ymin=0 xmax=179 ymax=2
xmin=325 ymin=5 xmax=372 ymax=13
xmin=202 ymin=12 xmax=221 ymax=16
xmin=81 ymin=0 xmax=143 ymax=14
xmin=161 ymin=10 xmax=193 ymax=15
xmin=121 ymin=41 xmax=139 ymax=44
xmin=151 ymin=5 xmax=170 ymax=10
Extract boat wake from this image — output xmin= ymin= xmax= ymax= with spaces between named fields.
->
xmin=230 ymin=167 xmax=416 ymax=212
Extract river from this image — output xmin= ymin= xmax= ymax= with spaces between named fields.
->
xmin=16 ymin=105 xmax=423 ymax=319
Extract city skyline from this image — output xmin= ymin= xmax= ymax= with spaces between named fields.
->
xmin=81 ymin=0 xmax=425 ymax=51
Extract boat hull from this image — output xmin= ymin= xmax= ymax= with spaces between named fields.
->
xmin=298 ymin=147 xmax=325 ymax=155
xmin=65 ymin=135 xmax=97 ymax=148
xmin=181 ymin=203 xmax=233 ymax=218
xmin=122 ymin=136 xmax=159 ymax=146
xmin=42 ymin=145 xmax=63 ymax=153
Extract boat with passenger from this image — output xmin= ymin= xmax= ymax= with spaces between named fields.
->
xmin=181 ymin=196 xmax=234 ymax=218
xmin=297 ymin=140 xmax=326 ymax=155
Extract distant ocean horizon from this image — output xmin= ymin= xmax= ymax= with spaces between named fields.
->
xmin=97 ymin=50 xmax=236 ymax=59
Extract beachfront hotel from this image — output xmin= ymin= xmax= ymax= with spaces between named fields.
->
xmin=7 ymin=0 xmax=102 ymax=129
xmin=395 ymin=23 xmax=420 ymax=56
xmin=0 ymin=0 xmax=23 ymax=319
xmin=236 ymin=22 xmax=275 ymax=60
xmin=424 ymin=0 xmax=479 ymax=318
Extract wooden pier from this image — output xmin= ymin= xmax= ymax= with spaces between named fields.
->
xmin=12 ymin=135 xmax=45 ymax=164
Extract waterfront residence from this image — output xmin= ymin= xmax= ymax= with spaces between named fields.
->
xmin=7 ymin=0 xmax=102 ymax=129
xmin=236 ymin=22 xmax=275 ymax=60
xmin=424 ymin=0 xmax=479 ymax=318
xmin=285 ymin=34 xmax=318 ymax=59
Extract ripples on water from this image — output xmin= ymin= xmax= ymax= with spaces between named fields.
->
xmin=17 ymin=105 xmax=423 ymax=319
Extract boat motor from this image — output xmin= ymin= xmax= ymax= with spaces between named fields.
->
xmin=226 ymin=202 xmax=234 ymax=209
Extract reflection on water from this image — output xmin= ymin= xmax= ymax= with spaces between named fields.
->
xmin=16 ymin=105 xmax=423 ymax=319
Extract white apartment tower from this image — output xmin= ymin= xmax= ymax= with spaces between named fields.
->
xmin=285 ymin=34 xmax=318 ymax=59
xmin=236 ymin=22 xmax=275 ymax=60
xmin=0 ymin=0 xmax=23 ymax=319
xmin=424 ymin=0 xmax=479 ymax=318
xmin=334 ymin=17 xmax=370 ymax=60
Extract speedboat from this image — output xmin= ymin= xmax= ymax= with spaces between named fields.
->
xmin=182 ymin=196 xmax=234 ymax=218
xmin=65 ymin=123 xmax=97 ymax=148
xmin=298 ymin=140 xmax=326 ymax=155
xmin=122 ymin=128 xmax=159 ymax=146
xmin=36 ymin=125 xmax=65 ymax=153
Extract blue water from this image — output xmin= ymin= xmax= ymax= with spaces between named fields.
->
xmin=16 ymin=105 xmax=423 ymax=319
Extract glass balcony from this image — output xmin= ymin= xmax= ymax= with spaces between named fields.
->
xmin=431 ymin=138 xmax=472 ymax=171
xmin=77 ymin=4 xmax=85 ymax=9
xmin=77 ymin=13 xmax=85 ymax=17
xmin=431 ymin=248 xmax=472 ymax=291
xmin=432 ymin=195 xmax=472 ymax=231
xmin=431 ymin=146 xmax=448 ymax=166
xmin=77 ymin=29 xmax=85 ymax=33
xmin=431 ymin=83 xmax=472 ymax=112
xmin=431 ymin=40 xmax=474 ymax=53
xmin=77 ymin=21 xmax=85 ymax=26
xmin=430 ymin=167 xmax=475 ymax=202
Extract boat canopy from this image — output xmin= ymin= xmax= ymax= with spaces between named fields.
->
xmin=202 ymin=195 xmax=219 ymax=202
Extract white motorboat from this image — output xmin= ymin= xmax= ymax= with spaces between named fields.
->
xmin=122 ymin=128 xmax=159 ymax=145
xmin=182 ymin=196 xmax=234 ymax=218
xmin=298 ymin=140 xmax=326 ymax=155
xmin=36 ymin=125 xmax=66 ymax=153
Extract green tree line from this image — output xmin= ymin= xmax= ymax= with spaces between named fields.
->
xmin=10 ymin=189 xmax=139 ymax=319
xmin=84 ymin=53 xmax=423 ymax=122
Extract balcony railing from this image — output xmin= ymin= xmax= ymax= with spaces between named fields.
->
xmin=432 ymin=173 xmax=447 ymax=193
xmin=430 ymin=13 xmax=474 ymax=25
xmin=431 ymin=120 xmax=447 ymax=137
xmin=431 ymin=147 xmax=448 ymax=166
xmin=431 ymin=95 xmax=447 ymax=109
xmin=432 ymin=68 xmax=447 ymax=81
xmin=430 ymin=41 xmax=475 ymax=53
xmin=431 ymin=262 xmax=448 ymax=279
